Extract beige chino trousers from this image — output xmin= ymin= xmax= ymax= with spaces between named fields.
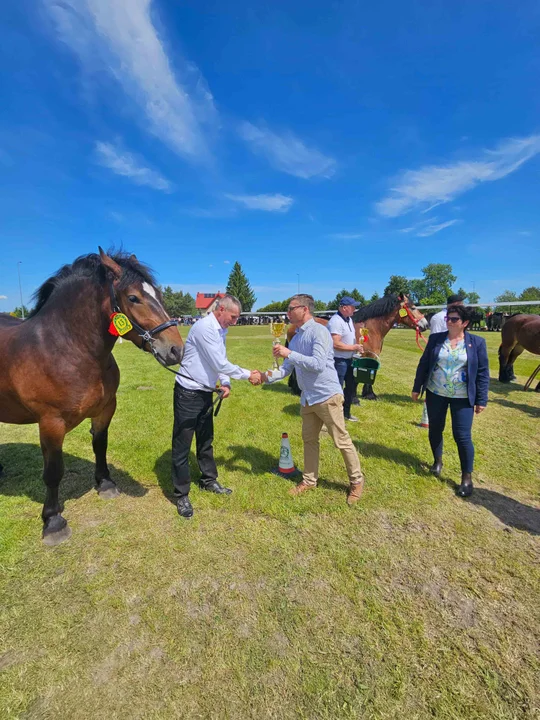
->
xmin=300 ymin=393 xmax=363 ymax=487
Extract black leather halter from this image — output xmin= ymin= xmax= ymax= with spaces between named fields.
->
xmin=108 ymin=281 xmax=224 ymax=416
xmin=108 ymin=280 xmax=179 ymax=353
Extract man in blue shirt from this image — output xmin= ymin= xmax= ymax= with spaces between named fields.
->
xmin=266 ymin=294 xmax=365 ymax=504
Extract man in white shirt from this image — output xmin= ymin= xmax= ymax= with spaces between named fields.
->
xmin=327 ymin=296 xmax=365 ymax=422
xmin=430 ymin=294 xmax=464 ymax=333
xmin=172 ymin=294 xmax=262 ymax=518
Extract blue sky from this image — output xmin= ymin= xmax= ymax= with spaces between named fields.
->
xmin=1 ymin=0 xmax=539 ymax=311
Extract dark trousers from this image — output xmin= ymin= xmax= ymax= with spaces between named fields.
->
xmin=171 ymin=384 xmax=218 ymax=497
xmin=425 ymin=389 xmax=475 ymax=473
xmin=334 ymin=357 xmax=356 ymax=418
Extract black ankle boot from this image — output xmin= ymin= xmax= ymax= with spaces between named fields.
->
xmin=457 ymin=472 xmax=473 ymax=497
xmin=429 ymin=458 xmax=443 ymax=477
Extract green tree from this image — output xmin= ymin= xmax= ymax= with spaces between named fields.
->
xmin=408 ymin=279 xmax=427 ymax=305
xmin=369 ymin=292 xmax=380 ymax=304
xmin=420 ymin=264 xmax=457 ymax=305
xmin=327 ymin=288 xmax=366 ymax=311
xmin=456 ymin=287 xmax=469 ymax=301
xmin=313 ymin=299 xmax=327 ymax=311
xmin=226 ymin=262 xmax=256 ymax=311
xmin=494 ymin=290 xmax=518 ymax=312
xmin=467 ymin=291 xmax=480 ymax=305
xmin=384 ymin=275 xmax=410 ymax=297
xmin=518 ymin=286 xmax=540 ymax=314
xmin=162 ymin=286 xmax=196 ymax=316
xmin=11 ymin=305 xmax=30 ymax=318
xmin=257 ymin=299 xmax=290 ymax=313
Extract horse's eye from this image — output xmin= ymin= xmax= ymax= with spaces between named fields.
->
xmin=128 ymin=295 xmax=140 ymax=303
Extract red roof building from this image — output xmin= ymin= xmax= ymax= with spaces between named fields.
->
xmin=195 ymin=292 xmax=226 ymax=316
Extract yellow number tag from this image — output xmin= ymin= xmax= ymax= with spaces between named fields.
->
xmin=399 ymin=308 xmax=407 ymax=318
xmin=113 ymin=313 xmax=133 ymax=336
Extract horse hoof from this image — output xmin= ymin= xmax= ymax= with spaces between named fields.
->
xmin=43 ymin=516 xmax=72 ymax=546
xmin=97 ymin=480 xmax=121 ymax=500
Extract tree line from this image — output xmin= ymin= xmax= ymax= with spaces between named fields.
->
xmin=6 ymin=262 xmax=539 ymax=317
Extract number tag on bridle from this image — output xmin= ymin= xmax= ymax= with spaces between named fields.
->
xmin=108 ymin=312 xmax=133 ymax=336
xmin=399 ymin=308 xmax=407 ymax=318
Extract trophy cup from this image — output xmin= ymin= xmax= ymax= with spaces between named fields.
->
xmin=270 ymin=321 xmax=286 ymax=372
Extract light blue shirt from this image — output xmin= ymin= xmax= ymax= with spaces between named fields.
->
xmin=266 ymin=318 xmax=343 ymax=406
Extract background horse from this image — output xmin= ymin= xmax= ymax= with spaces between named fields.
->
xmin=498 ymin=314 xmax=540 ymax=390
xmin=0 ymin=248 xmax=183 ymax=545
xmin=286 ymin=293 xmax=428 ymax=400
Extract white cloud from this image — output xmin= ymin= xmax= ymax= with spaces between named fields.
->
xmin=239 ymin=122 xmax=336 ymax=179
xmin=416 ymin=219 xmax=460 ymax=237
xmin=223 ymin=260 xmax=230 ymax=264
xmin=328 ymin=232 xmax=363 ymax=240
xmin=95 ymin=142 xmax=172 ymax=191
xmin=47 ymin=0 xmax=217 ymax=161
xmin=0 ymin=295 xmax=7 ymax=300
xmin=225 ymin=193 xmax=294 ymax=212
xmin=376 ymin=134 xmax=540 ymax=217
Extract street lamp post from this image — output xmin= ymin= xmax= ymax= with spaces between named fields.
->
xmin=17 ymin=261 xmax=24 ymax=319
xmin=297 ymin=274 xmax=300 ymax=293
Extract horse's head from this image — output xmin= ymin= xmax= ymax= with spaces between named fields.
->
xmin=99 ymin=248 xmax=184 ymax=366
xmin=398 ymin=293 xmax=429 ymax=331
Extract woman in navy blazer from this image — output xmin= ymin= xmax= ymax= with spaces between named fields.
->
xmin=412 ymin=305 xmax=489 ymax=497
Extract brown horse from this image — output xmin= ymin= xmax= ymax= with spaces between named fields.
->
xmin=287 ymin=293 xmax=428 ymax=400
xmin=0 ymin=249 xmax=184 ymax=545
xmin=498 ymin=314 xmax=540 ymax=391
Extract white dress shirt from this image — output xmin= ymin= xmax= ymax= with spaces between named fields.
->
xmin=430 ymin=309 xmax=447 ymax=334
xmin=176 ymin=312 xmax=250 ymax=390
xmin=327 ymin=311 xmax=355 ymax=358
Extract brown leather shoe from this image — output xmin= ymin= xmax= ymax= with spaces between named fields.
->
xmin=346 ymin=478 xmax=365 ymax=505
xmin=288 ymin=481 xmax=315 ymax=496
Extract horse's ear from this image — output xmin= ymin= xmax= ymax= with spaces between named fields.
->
xmin=129 ymin=254 xmax=138 ymax=263
xmin=99 ymin=247 xmax=122 ymax=280
xmin=398 ymin=292 xmax=405 ymax=302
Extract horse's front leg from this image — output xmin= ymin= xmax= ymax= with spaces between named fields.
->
xmin=39 ymin=417 xmax=71 ymax=546
xmin=91 ymin=397 xmax=120 ymax=499
xmin=361 ymin=383 xmax=378 ymax=400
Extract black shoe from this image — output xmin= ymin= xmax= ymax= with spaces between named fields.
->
xmin=176 ymin=496 xmax=194 ymax=518
xmin=345 ymin=415 xmax=358 ymax=422
xmin=200 ymin=480 xmax=232 ymax=495
xmin=456 ymin=473 xmax=473 ymax=498
xmin=429 ymin=458 xmax=443 ymax=477
xmin=351 ymin=397 xmax=360 ymax=406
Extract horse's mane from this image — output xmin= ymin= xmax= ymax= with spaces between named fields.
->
xmin=30 ymin=251 xmax=158 ymax=317
xmin=353 ymin=294 xmax=400 ymax=322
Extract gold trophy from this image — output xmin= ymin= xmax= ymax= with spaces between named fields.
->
xmin=270 ymin=321 xmax=286 ymax=372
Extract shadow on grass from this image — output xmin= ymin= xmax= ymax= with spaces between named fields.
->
xmin=261 ymin=383 xmax=293 ymax=394
xmin=492 ymin=398 xmax=540 ymax=419
xmin=153 ymin=444 xmax=349 ymax=498
xmin=489 ymin=379 xmax=531 ymax=396
xmin=353 ymin=439 xmax=425 ymax=471
xmin=0 ymin=442 xmax=147 ymax=503
xmin=282 ymin=403 xmax=301 ymax=416
xmin=370 ymin=393 xmax=413 ymax=405
xmin=465 ymin=489 xmax=540 ymax=536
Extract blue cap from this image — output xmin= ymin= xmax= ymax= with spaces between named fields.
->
xmin=339 ymin=296 xmax=361 ymax=307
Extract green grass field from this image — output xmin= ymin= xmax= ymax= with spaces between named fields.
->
xmin=1 ymin=327 xmax=539 ymax=719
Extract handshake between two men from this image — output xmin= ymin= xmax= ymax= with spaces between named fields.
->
xmin=247 ymin=343 xmax=291 ymax=386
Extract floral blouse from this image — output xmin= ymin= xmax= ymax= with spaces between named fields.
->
xmin=426 ymin=339 xmax=468 ymax=398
